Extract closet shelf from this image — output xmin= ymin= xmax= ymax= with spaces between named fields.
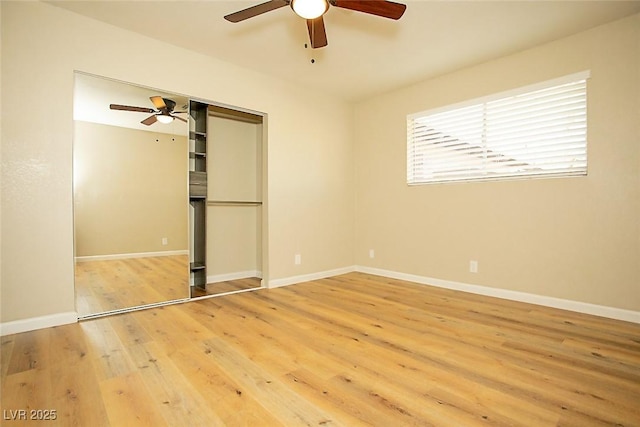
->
xmin=189 ymin=100 xmax=209 ymax=291
xmin=190 ymin=262 xmax=206 ymax=271
xmin=189 ymin=131 xmax=207 ymax=138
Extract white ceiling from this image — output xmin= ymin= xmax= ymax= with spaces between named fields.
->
xmin=52 ymin=0 xmax=640 ymax=102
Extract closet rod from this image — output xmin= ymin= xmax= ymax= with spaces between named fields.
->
xmin=207 ymin=201 xmax=262 ymax=206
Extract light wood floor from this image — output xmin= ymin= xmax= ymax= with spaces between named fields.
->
xmin=3 ymin=273 xmax=640 ymax=426
xmin=75 ymin=257 xmax=260 ymax=317
xmin=191 ymin=277 xmax=262 ymax=298
xmin=75 ymin=256 xmax=191 ymax=317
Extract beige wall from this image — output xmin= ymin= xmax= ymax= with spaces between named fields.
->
xmin=354 ymin=14 xmax=640 ymax=311
xmin=206 ymin=116 xmax=262 ymax=277
xmin=0 ymin=2 xmax=354 ymax=323
xmin=74 ymin=121 xmax=188 ymax=257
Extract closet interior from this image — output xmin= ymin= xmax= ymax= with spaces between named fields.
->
xmin=189 ymin=102 xmax=265 ymax=297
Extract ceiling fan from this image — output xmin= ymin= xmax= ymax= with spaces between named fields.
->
xmin=224 ymin=0 xmax=407 ymax=49
xmin=109 ymin=96 xmax=188 ymax=125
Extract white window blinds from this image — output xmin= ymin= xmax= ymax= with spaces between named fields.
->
xmin=407 ymin=72 xmax=589 ymax=185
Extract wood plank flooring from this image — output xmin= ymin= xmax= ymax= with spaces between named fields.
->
xmin=75 ymin=256 xmax=190 ymax=317
xmin=191 ymin=277 xmax=262 ymax=298
xmin=75 ymin=257 xmax=260 ymax=317
xmin=3 ymin=272 xmax=640 ymax=426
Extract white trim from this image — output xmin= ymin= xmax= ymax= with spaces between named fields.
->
xmin=355 ymin=266 xmax=640 ymax=324
xmin=6 ymin=265 xmax=637 ymax=336
xmin=1 ymin=312 xmax=78 ymax=336
xmin=267 ymin=266 xmax=356 ymax=289
xmin=207 ymin=270 xmax=262 ymax=284
xmin=75 ymin=249 xmax=189 ymax=262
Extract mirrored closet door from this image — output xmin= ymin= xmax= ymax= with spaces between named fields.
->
xmin=73 ymin=73 xmax=190 ymax=318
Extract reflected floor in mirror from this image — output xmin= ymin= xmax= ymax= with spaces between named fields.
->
xmin=75 ymin=255 xmax=190 ymax=317
xmin=191 ymin=277 xmax=262 ymax=298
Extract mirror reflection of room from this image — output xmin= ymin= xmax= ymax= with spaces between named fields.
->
xmin=73 ymin=73 xmax=190 ymax=317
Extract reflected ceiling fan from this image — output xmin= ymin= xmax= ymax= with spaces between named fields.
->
xmin=224 ymin=0 xmax=407 ymax=49
xmin=110 ymin=96 xmax=188 ymax=126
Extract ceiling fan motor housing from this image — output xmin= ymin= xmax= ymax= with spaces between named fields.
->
xmin=161 ymin=98 xmax=176 ymax=113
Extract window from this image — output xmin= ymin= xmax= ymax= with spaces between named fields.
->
xmin=407 ymin=72 xmax=589 ymax=185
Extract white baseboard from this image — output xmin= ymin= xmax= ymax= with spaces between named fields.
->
xmin=267 ymin=266 xmax=356 ymax=289
xmin=207 ymin=270 xmax=263 ymax=284
xmin=6 ymin=266 xmax=637 ymax=336
xmin=75 ymin=250 xmax=189 ymax=262
xmin=1 ymin=311 xmax=78 ymax=336
xmin=355 ymin=266 xmax=640 ymax=324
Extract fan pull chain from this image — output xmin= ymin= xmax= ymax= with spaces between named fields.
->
xmin=304 ymin=43 xmax=316 ymax=64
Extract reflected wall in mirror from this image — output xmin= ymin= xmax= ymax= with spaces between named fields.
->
xmin=73 ymin=72 xmax=190 ymax=317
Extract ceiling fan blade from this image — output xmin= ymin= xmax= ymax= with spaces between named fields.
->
xmin=332 ymin=0 xmax=406 ymax=20
xmin=173 ymin=115 xmax=188 ymax=123
xmin=110 ymin=104 xmax=155 ymax=113
xmin=150 ymin=96 xmax=167 ymax=110
xmin=141 ymin=115 xmax=158 ymax=126
xmin=307 ymin=16 xmax=328 ymax=49
xmin=224 ymin=0 xmax=288 ymax=23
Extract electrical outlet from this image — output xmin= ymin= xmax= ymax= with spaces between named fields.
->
xmin=369 ymin=249 xmax=375 ymax=259
xmin=295 ymin=254 xmax=301 ymax=265
xmin=469 ymin=260 xmax=478 ymax=273
xmin=162 ymin=237 xmax=168 ymax=246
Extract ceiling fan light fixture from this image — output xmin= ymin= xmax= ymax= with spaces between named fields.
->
xmin=156 ymin=114 xmax=174 ymax=124
xmin=291 ymin=0 xmax=328 ymax=19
